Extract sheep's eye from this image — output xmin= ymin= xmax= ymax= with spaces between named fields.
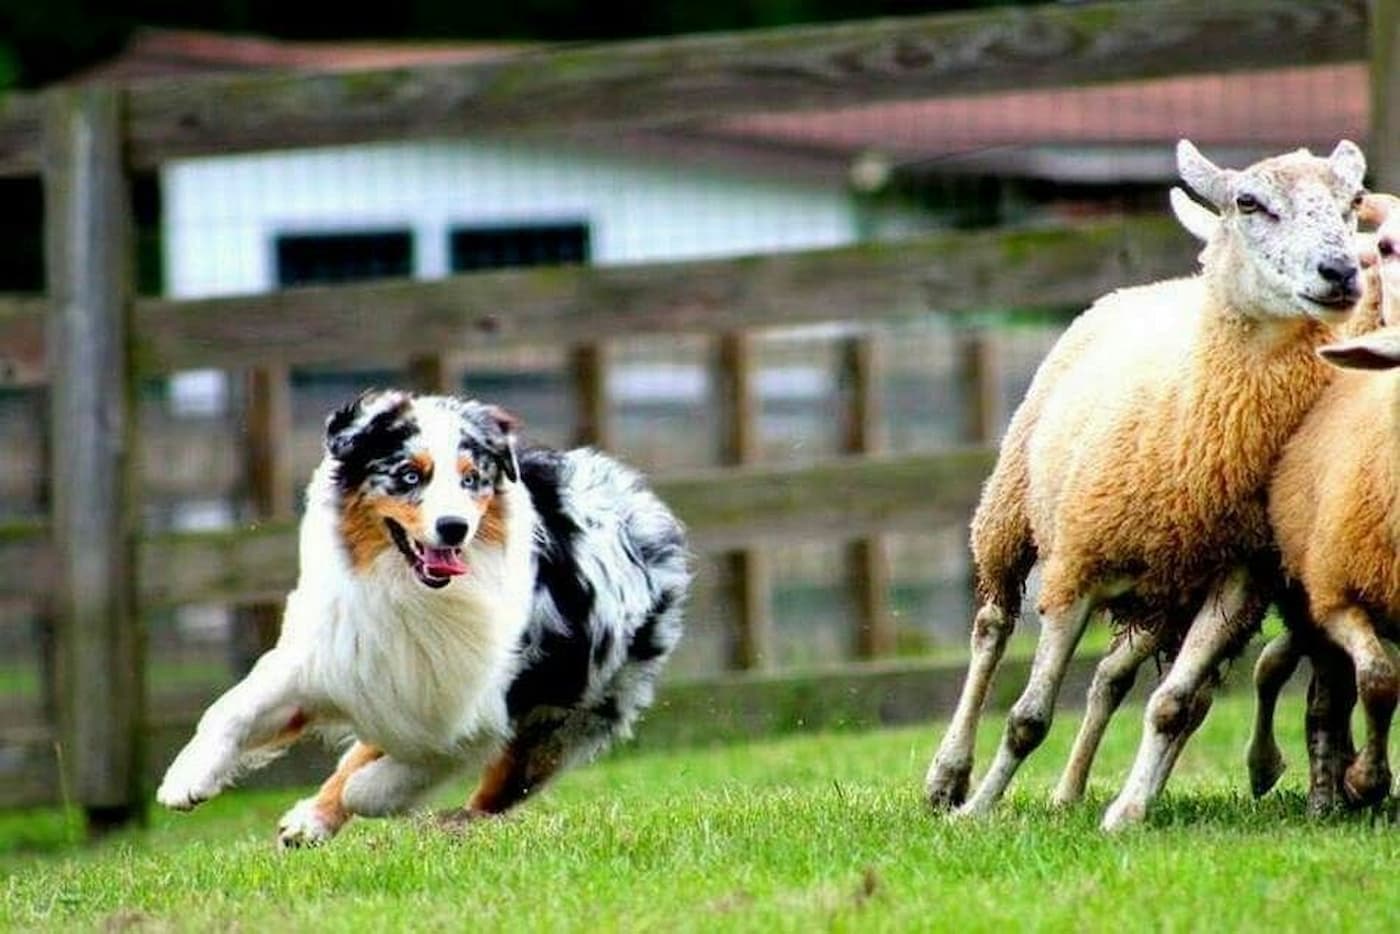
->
xmin=1236 ymin=193 xmax=1260 ymax=214
xmin=1381 ymin=238 xmax=1396 ymax=258
xmin=1352 ymin=192 xmax=1366 ymax=211
xmin=399 ymin=468 xmax=422 ymax=488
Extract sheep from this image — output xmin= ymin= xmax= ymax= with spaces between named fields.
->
xmin=924 ymin=139 xmax=1368 ymax=831
xmin=1049 ymin=187 xmax=1224 ymax=808
xmin=1245 ymin=193 xmax=1400 ymax=811
xmin=1052 ymin=192 xmax=1390 ymax=810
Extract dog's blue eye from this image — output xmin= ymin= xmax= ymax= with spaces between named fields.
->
xmin=462 ymin=471 xmax=480 ymax=490
xmin=400 ymin=469 xmax=422 ymax=487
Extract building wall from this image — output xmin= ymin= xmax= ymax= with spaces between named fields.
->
xmin=162 ymin=138 xmax=861 ymax=298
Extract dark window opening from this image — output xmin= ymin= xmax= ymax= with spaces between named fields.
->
xmin=449 ymin=222 xmax=590 ymax=273
xmin=0 ymin=178 xmax=44 ymax=292
xmin=275 ymin=230 xmax=413 ymax=287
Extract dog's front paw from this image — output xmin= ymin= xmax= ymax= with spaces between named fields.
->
xmin=156 ymin=746 xmax=227 ymax=811
xmin=277 ymin=798 xmax=341 ymax=849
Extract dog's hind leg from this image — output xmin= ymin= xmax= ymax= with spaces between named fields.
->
xmin=157 ymin=649 xmax=309 ymax=811
xmin=277 ymin=741 xmax=383 ymax=849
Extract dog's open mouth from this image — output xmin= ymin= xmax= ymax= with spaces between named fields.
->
xmin=385 ymin=518 xmax=468 ymax=589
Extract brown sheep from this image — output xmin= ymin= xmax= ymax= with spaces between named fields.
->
xmin=925 ymin=140 xmax=1367 ymax=831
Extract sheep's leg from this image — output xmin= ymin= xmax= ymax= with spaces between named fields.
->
xmin=1303 ymin=644 xmax=1357 ymax=815
xmin=955 ymin=588 xmax=1106 ymax=817
xmin=1318 ymin=607 xmax=1395 ymax=807
xmin=1102 ymin=567 xmax=1253 ymax=831
xmin=1157 ymin=680 xmax=1215 ymax=777
xmin=1246 ymin=630 xmax=1302 ymax=798
xmin=926 ymin=602 xmax=1015 ymax=811
xmin=1053 ymin=625 xmax=1166 ymax=806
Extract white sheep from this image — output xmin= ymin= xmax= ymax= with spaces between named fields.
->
xmin=1245 ymin=193 xmax=1400 ymax=811
xmin=1052 ymin=191 xmax=1387 ymax=810
xmin=925 ymin=139 xmax=1367 ymax=831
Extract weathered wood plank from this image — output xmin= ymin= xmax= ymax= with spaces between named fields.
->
xmin=134 ymin=447 xmax=994 ymax=608
xmin=406 ymin=354 xmax=455 ymax=394
xmin=0 ymin=94 xmax=43 ymax=178
xmin=840 ymin=333 xmax=894 ymax=659
xmin=110 ymin=216 xmax=1191 ymax=381
xmin=0 ymin=521 xmax=51 ymax=599
xmin=43 ymin=86 xmax=144 ymax=833
xmin=569 ymin=344 xmax=612 ymax=449
xmin=0 ymin=295 xmax=49 ymax=386
xmin=715 ymin=332 xmax=771 ymax=671
xmin=71 ymin=0 xmax=1364 ymax=168
xmin=1373 ymin=0 xmax=1400 ymax=191
xmin=0 ymin=217 xmax=1194 ymax=385
xmin=233 ymin=367 xmax=295 ymax=673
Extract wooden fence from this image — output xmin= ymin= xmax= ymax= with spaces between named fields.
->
xmin=0 ymin=0 xmax=1388 ymax=830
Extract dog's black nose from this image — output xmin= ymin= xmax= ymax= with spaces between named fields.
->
xmin=435 ymin=516 xmax=469 ymax=546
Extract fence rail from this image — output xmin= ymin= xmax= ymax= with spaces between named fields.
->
xmin=0 ymin=0 xmax=1368 ymax=176
xmin=0 ymin=0 xmax=1393 ymax=832
xmin=0 ymin=216 xmax=1192 ymax=386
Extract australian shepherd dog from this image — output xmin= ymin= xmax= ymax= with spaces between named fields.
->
xmin=156 ymin=390 xmax=690 ymax=846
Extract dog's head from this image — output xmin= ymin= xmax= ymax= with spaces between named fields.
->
xmin=323 ymin=390 xmax=520 ymax=588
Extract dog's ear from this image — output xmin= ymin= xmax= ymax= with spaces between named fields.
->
xmin=465 ymin=402 xmax=520 ymax=483
xmin=486 ymin=404 xmax=521 ymax=484
xmin=325 ymin=389 xmax=408 ymax=460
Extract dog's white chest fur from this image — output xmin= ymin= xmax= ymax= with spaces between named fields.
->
xmin=281 ymin=475 xmax=536 ymax=761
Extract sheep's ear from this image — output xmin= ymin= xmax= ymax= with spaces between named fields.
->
xmin=1328 ymin=140 xmax=1366 ymax=192
xmin=1319 ymin=332 xmax=1400 ymax=370
xmin=1176 ymin=140 xmax=1234 ymax=211
xmin=1169 ymin=186 xmax=1218 ymax=242
xmin=1360 ymin=193 xmax=1400 ymax=229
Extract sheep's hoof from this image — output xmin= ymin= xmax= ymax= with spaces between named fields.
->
xmin=925 ymin=762 xmax=971 ymax=813
xmin=1343 ymin=760 xmax=1392 ymax=809
xmin=1246 ymin=742 xmax=1286 ymax=798
xmin=1100 ymin=798 xmax=1146 ymax=833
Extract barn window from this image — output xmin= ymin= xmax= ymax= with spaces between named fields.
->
xmin=448 ymin=222 xmax=591 ymax=272
xmin=275 ymin=229 xmax=414 ymax=287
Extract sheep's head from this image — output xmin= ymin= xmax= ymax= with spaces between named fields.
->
xmin=1359 ymin=193 xmax=1400 ymax=329
xmin=1177 ymin=139 xmax=1366 ymax=323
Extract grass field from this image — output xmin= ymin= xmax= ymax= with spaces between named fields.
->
xmin=2 ymin=691 xmax=1396 ymax=932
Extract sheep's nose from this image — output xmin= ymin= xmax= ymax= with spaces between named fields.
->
xmin=436 ymin=516 xmax=469 ymax=546
xmin=1318 ymin=258 xmax=1360 ymax=299
xmin=1318 ymin=257 xmax=1358 ymax=285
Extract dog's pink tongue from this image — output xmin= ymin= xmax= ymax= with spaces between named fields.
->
xmin=423 ymin=547 xmax=468 ymax=577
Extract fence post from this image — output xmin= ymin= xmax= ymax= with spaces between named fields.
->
xmin=407 ymin=353 xmax=455 ymax=394
xmin=43 ymin=85 xmax=144 ymax=835
xmin=1374 ymin=0 xmax=1400 ymax=192
xmin=570 ymin=343 xmax=613 ymax=449
xmin=955 ymin=329 xmax=997 ymax=446
xmin=841 ymin=332 xmax=894 ymax=659
xmin=716 ymin=331 xmax=772 ymax=670
xmin=233 ymin=365 xmax=293 ymax=673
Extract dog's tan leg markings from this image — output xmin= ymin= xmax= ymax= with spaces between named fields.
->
xmin=157 ymin=650 xmax=304 ymax=811
xmin=278 ymin=742 xmax=384 ymax=849
xmin=437 ymin=741 xmax=562 ymax=830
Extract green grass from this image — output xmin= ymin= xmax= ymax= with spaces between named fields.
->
xmin=2 ymin=691 xmax=1396 ymax=933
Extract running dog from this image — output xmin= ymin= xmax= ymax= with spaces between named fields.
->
xmin=156 ymin=390 xmax=690 ymax=846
